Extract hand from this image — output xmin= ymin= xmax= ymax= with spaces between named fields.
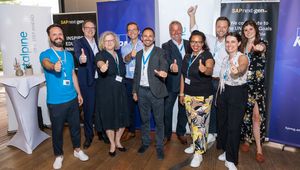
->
xmin=80 ymin=48 xmax=87 ymax=63
xmin=171 ymin=59 xmax=178 ymax=73
xmin=179 ymin=96 xmax=185 ymax=105
xmin=131 ymin=49 xmax=137 ymax=58
xmin=230 ymin=60 xmax=239 ymax=75
xmin=252 ymin=44 xmax=265 ymax=52
xmin=198 ymin=59 xmax=207 ymax=73
xmin=100 ymin=60 xmax=109 ymax=73
xmin=78 ymin=94 xmax=83 ymax=106
xmin=187 ymin=5 xmax=198 ymax=16
xmin=154 ymin=69 xmax=168 ymax=78
xmin=133 ymin=93 xmax=138 ymax=101
xmin=54 ymin=60 xmax=62 ymax=72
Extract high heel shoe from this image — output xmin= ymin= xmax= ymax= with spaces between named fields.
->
xmin=117 ymin=147 xmax=127 ymax=152
xmin=108 ymin=150 xmax=116 ymax=157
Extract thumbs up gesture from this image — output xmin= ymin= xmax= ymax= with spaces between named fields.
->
xmin=230 ymin=60 xmax=239 ymax=75
xmin=154 ymin=69 xmax=168 ymax=78
xmin=100 ymin=60 xmax=109 ymax=73
xmin=171 ymin=59 xmax=178 ymax=73
xmin=54 ymin=60 xmax=62 ymax=72
xmin=80 ymin=48 xmax=87 ymax=63
xmin=198 ymin=59 xmax=207 ymax=73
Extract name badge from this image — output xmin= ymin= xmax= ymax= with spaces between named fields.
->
xmin=115 ymin=75 xmax=123 ymax=82
xmin=129 ymin=67 xmax=135 ymax=72
xmin=63 ymin=80 xmax=70 ymax=86
xmin=185 ymin=78 xmax=191 ymax=85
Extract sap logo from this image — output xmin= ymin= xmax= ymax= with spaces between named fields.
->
xmin=293 ymin=27 xmax=300 ymax=47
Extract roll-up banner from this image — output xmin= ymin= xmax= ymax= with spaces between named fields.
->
xmin=53 ymin=12 xmax=97 ymax=68
xmin=269 ymin=0 xmax=300 ymax=147
xmin=221 ymin=0 xmax=279 ymax=136
xmin=0 ymin=5 xmax=51 ymax=131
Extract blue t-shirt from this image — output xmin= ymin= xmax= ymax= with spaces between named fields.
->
xmin=40 ymin=48 xmax=77 ymax=104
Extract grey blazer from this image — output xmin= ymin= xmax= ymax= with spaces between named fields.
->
xmin=133 ymin=46 xmax=168 ymax=99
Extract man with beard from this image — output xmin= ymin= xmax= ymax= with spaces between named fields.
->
xmin=188 ymin=5 xmax=230 ymax=144
xmin=40 ymin=24 xmax=89 ymax=169
xmin=162 ymin=21 xmax=191 ymax=145
xmin=74 ymin=20 xmax=109 ymax=148
xmin=132 ymin=27 xmax=168 ymax=160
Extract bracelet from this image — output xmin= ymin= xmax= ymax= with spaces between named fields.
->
xmin=178 ymin=93 xmax=184 ymax=97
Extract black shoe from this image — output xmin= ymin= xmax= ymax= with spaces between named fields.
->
xmin=156 ymin=148 xmax=164 ymax=160
xmin=97 ymin=132 xmax=103 ymax=141
xmin=117 ymin=147 xmax=127 ymax=152
xmin=108 ymin=150 xmax=116 ymax=157
xmin=137 ymin=145 xmax=149 ymax=154
xmin=102 ymin=134 xmax=110 ymax=144
xmin=83 ymin=139 xmax=91 ymax=149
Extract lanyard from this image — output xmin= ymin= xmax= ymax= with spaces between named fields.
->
xmin=187 ymin=51 xmax=202 ymax=78
xmin=142 ymin=49 xmax=153 ymax=71
xmin=112 ymin=52 xmax=120 ymax=75
xmin=51 ymin=48 xmax=67 ymax=78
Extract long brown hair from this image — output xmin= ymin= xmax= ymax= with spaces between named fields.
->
xmin=240 ymin=20 xmax=261 ymax=53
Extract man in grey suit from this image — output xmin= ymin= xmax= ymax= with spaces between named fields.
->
xmin=132 ymin=27 xmax=168 ymax=160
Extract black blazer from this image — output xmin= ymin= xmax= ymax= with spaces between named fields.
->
xmin=162 ymin=39 xmax=191 ymax=92
xmin=73 ymin=37 xmax=98 ymax=86
xmin=133 ymin=46 xmax=168 ymax=99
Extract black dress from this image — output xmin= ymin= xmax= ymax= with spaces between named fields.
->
xmin=94 ymin=50 xmax=129 ymax=130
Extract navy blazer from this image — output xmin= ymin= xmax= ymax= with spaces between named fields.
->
xmin=73 ymin=37 xmax=98 ymax=86
xmin=133 ymin=46 xmax=168 ymax=99
xmin=162 ymin=39 xmax=191 ymax=92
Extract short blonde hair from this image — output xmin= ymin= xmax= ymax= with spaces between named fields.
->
xmin=98 ymin=31 xmax=120 ymax=50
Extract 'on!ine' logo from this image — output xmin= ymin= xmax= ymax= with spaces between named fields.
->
xmin=293 ymin=27 xmax=300 ymax=47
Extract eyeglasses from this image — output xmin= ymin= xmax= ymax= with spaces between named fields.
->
xmin=84 ymin=27 xmax=96 ymax=30
xmin=104 ymin=39 xmax=115 ymax=43
xmin=190 ymin=41 xmax=203 ymax=45
xmin=128 ymin=29 xmax=138 ymax=33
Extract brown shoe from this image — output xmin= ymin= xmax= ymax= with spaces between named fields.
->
xmin=177 ymin=135 xmax=187 ymax=145
xmin=241 ymin=143 xmax=250 ymax=152
xmin=163 ymin=137 xmax=170 ymax=145
xmin=121 ymin=131 xmax=128 ymax=141
xmin=256 ymin=153 xmax=265 ymax=163
xmin=121 ymin=132 xmax=135 ymax=142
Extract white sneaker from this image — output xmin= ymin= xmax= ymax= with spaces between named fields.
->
xmin=190 ymin=153 xmax=203 ymax=168
xmin=218 ymin=152 xmax=226 ymax=161
xmin=225 ymin=161 xmax=237 ymax=170
xmin=53 ymin=156 xmax=63 ymax=169
xmin=207 ymin=133 xmax=216 ymax=143
xmin=184 ymin=144 xmax=194 ymax=154
xmin=74 ymin=150 xmax=89 ymax=161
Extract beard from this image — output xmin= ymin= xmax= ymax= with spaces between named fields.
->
xmin=51 ymin=38 xmax=65 ymax=47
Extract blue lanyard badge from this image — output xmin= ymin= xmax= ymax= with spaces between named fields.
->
xmin=142 ymin=50 xmax=153 ymax=71
xmin=187 ymin=53 xmax=201 ymax=78
xmin=51 ymin=48 xmax=67 ymax=79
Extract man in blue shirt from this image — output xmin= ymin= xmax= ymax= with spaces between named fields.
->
xmin=40 ymin=24 xmax=89 ymax=169
xmin=121 ymin=22 xmax=144 ymax=141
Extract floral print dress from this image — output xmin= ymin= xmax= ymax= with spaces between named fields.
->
xmin=241 ymin=48 xmax=267 ymax=144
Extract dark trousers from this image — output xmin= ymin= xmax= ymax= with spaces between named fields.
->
xmin=124 ymin=78 xmax=137 ymax=133
xmin=48 ymin=98 xmax=81 ymax=156
xmin=138 ymin=86 xmax=164 ymax=149
xmin=164 ymin=91 xmax=187 ymax=138
xmin=209 ymin=79 xmax=219 ymax=133
xmin=80 ymin=83 xmax=95 ymax=141
xmin=217 ymin=84 xmax=247 ymax=165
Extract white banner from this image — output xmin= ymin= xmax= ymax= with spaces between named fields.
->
xmin=156 ymin=0 xmax=221 ymax=132
xmin=0 ymin=5 xmax=52 ymax=131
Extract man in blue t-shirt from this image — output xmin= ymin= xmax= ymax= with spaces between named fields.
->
xmin=40 ymin=24 xmax=89 ymax=170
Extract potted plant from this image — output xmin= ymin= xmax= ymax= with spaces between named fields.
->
xmin=25 ymin=64 xmax=33 ymax=76
xmin=14 ymin=58 xmax=23 ymax=76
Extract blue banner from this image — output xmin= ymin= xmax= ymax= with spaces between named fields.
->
xmin=269 ymin=0 xmax=300 ymax=147
xmin=96 ymin=0 xmax=155 ymax=129
xmin=97 ymin=0 xmax=154 ymax=46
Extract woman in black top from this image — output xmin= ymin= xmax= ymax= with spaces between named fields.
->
xmin=179 ymin=30 xmax=214 ymax=168
xmin=95 ymin=31 xmax=129 ymax=157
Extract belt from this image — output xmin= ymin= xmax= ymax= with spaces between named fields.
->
xmin=212 ymin=77 xmax=220 ymax=81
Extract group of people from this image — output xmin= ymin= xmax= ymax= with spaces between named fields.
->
xmin=40 ymin=5 xmax=267 ymax=170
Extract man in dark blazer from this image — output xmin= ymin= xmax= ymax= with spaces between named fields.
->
xmin=162 ymin=21 xmax=191 ymax=145
xmin=73 ymin=20 xmax=108 ymax=148
xmin=132 ymin=27 xmax=168 ymax=160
